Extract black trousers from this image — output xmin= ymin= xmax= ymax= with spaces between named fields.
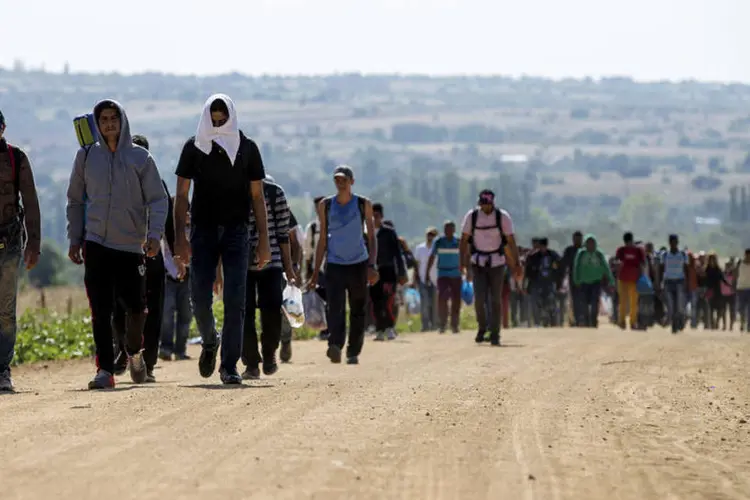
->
xmin=84 ymin=242 xmax=147 ymax=374
xmin=326 ymin=262 xmax=368 ymax=357
xmin=242 ymin=267 xmax=284 ymax=367
xmin=113 ymin=252 xmax=165 ymax=370
xmin=370 ymin=266 xmax=398 ymax=331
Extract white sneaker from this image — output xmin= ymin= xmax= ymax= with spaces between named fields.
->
xmin=374 ymin=332 xmax=385 ymax=341
xmin=387 ymin=328 xmax=397 ymax=340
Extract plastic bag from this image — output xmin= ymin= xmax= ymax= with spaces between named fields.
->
xmin=405 ymin=288 xmax=420 ymax=315
xmin=302 ymin=290 xmax=327 ymax=330
xmin=636 ymin=274 xmax=653 ymax=294
xmin=461 ymin=280 xmax=474 ymax=305
xmin=282 ymin=284 xmax=306 ymax=329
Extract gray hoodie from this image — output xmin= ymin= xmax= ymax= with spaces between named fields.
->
xmin=66 ymin=100 xmax=168 ymax=254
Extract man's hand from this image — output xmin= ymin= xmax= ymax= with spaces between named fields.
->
xmin=174 ymin=256 xmax=187 ymax=280
xmin=174 ymin=236 xmax=191 ymax=262
xmin=306 ymin=271 xmax=319 ymax=291
xmin=513 ymin=264 xmax=523 ymax=282
xmin=213 ymin=275 xmax=224 ymax=296
xmin=285 ymin=269 xmax=301 ymax=288
xmin=398 ymin=275 xmax=409 ymax=286
xmin=24 ymin=248 xmax=39 ymax=270
xmin=68 ymin=244 xmax=83 ymax=265
xmin=367 ymin=267 xmax=380 ymax=286
xmin=256 ymin=239 xmax=272 ymax=270
xmin=144 ymin=238 xmax=160 ymax=258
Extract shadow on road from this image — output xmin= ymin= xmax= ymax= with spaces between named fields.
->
xmin=179 ymin=383 xmax=274 ymax=390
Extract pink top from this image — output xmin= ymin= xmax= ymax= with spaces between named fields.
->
xmin=721 ymin=274 xmax=734 ymax=296
xmin=461 ymin=207 xmax=514 ymax=268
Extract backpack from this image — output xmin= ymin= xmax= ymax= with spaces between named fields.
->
xmin=469 ymin=207 xmax=506 ymax=259
xmin=323 ymin=195 xmax=367 ymax=243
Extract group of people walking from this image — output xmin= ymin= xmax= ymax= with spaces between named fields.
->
xmin=1 ymin=95 xmax=745 ymax=393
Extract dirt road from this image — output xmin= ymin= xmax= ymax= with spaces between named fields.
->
xmin=3 ymin=326 xmax=750 ymax=500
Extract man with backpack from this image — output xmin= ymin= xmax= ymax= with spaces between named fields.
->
xmin=659 ymin=234 xmax=689 ymax=333
xmin=425 ymin=221 xmax=463 ymax=334
xmin=240 ymin=175 xmax=299 ymax=380
xmin=173 ymin=94 xmax=270 ymax=385
xmin=67 ymin=100 xmax=168 ymax=390
xmin=0 ymin=110 xmax=41 ymax=392
xmin=304 ymin=196 xmax=329 ymax=341
xmin=307 ymin=165 xmax=378 ymax=365
xmin=460 ymin=189 xmax=520 ymax=346
xmin=370 ymin=204 xmax=408 ymax=341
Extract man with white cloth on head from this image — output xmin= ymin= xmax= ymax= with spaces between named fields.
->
xmin=173 ymin=94 xmax=270 ymax=385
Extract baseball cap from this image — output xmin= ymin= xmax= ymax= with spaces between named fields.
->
xmin=333 ymin=165 xmax=354 ymax=180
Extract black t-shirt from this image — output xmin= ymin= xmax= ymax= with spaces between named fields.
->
xmin=175 ymin=132 xmax=265 ymax=226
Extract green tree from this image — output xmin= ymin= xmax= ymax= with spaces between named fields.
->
xmin=27 ymin=241 xmax=68 ymax=287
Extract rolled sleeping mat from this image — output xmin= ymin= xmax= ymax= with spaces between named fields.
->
xmin=73 ymin=114 xmax=97 ymax=148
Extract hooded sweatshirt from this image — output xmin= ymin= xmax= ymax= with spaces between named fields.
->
xmin=66 ymin=100 xmax=168 ymax=254
xmin=573 ymin=234 xmax=615 ymax=286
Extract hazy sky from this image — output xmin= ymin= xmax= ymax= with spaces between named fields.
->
xmin=3 ymin=0 xmax=747 ymax=82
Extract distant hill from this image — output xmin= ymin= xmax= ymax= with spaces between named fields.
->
xmin=2 ymin=69 xmax=750 ymax=252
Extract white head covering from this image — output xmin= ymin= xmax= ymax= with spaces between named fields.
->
xmin=194 ymin=93 xmax=241 ymax=166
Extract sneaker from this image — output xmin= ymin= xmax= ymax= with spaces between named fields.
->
xmin=88 ymin=370 xmax=115 ymax=390
xmin=475 ymin=331 xmax=486 ymax=343
xmin=145 ymin=368 xmax=156 ymax=383
xmin=387 ymin=329 xmax=397 ymax=340
xmin=374 ymin=332 xmax=386 ymax=341
xmin=327 ymin=345 xmax=342 ymax=364
xmin=129 ymin=350 xmax=148 ymax=384
xmin=263 ymin=355 xmax=278 ymax=376
xmin=242 ymin=366 xmax=261 ymax=380
xmin=0 ymin=368 xmax=13 ymax=392
xmin=439 ymin=328 xmax=446 ymax=334
xmin=346 ymin=356 xmax=359 ymax=365
xmin=113 ymin=350 xmax=128 ymax=376
xmin=452 ymin=328 xmax=460 ymax=334
xmin=159 ymin=350 xmax=172 ymax=361
xmin=280 ymin=341 xmax=292 ymax=363
xmin=174 ymin=353 xmax=192 ymax=361
xmin=199 ymin=345 xmax=218 ymax=378
xmin=219 ymin=366 xmax=242 ymax=385
xmin=318 ymin=330 xmax=330 ymax=341
xmin=490 ymin=335 xmax=501 ymax=347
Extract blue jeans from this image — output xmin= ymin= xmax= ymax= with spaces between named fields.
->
xmin=161 ymin=277 xmax=193 ymax=356
xmin=190 ymin=223 xmax=250 ymax=371
xmin=0 ymin=224 xmax=22 ymax=371
xmin=663 ymin=280 xmax=686 ymax=331
xmin=419 ymin=283 xmax=436 ymax=331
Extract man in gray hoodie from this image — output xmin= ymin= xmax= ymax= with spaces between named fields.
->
xmin=66 ymin=99 xmax=168 ymax=390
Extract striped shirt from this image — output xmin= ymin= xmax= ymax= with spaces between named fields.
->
xmin=249 ymin=181 xmax=290 ymax=271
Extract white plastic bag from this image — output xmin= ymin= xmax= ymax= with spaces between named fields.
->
xmin=282 ymin=284 xmax=306 ymax=329
xmin=302 ymin=290 xmax=327 ymax=331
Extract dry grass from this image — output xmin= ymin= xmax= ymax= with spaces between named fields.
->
xmin=17 ymin=286 xmax=88 ymax=314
